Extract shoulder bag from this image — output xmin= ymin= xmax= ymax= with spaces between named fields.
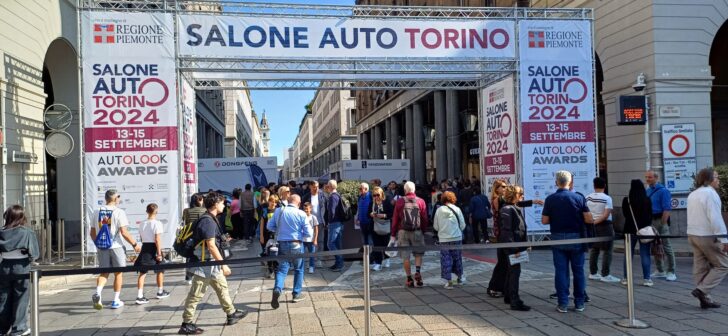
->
xmin=372 ymin=203 xmax=391 ymax=235
xmin=627 ymin=197 xmax=657 ymax=244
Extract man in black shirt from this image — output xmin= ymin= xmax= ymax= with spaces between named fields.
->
xmin=179 ymin=193 xmax=247 ymax=335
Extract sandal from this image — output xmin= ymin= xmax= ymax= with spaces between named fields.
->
xmin=414 ymin=272 xmax=423 ymax=287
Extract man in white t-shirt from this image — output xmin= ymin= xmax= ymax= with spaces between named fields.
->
xmin=585 ymin=177 xmax=619 ymax=283
xmin=90 ymin=189 xmax=141 ymax=310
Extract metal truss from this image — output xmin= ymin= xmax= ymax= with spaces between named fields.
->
xmin=193 ymin=79 xmax=486 ymax=90
xmin=81 ymin=1 xmax=592 ymax=20
xmin=180 ymin=57 xmax=517 ymax=75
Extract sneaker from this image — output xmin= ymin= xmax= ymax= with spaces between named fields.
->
xmin=9 ymin=329 xmax=31 ymax=336
xmin=643 ymin=279 xmax=654 ymax=287
xmin=456 ymin=275 xmax=466 ymax=286
xmin=651 ymin=271 xmax=666 ymax=278
xmin=178 ymin=322 xmax=204 ymax=335
xmin=487 ymin=289 xmax=503 ymax=298
xmin=549 ymin=292 xmax=558 ymax=299
xmin=666 ymin=273 xmax=677 ymax=281
xmin=110 ymin=300 xmax=124 ymax=309
xmin=383 ymin=259 xmax=391 ymax=268
xmin=444 ymin=281 xmax=454 ymax=290
xmin=556 ymin=305 xmax=568 ymax=313
xmin=585 ymin=294 xmax=591 ymax=303
xmin=292 ymin=293 xmax=307 ymax=303
xmin=271 ymin=290 xmax=281 ymax=309
xmin=373 ymin=264 xmax=382 ymax=271
xmin=226 ymin=309 xmax=248 ymax=325
xmin=157 ymin=290 xmax=171 ymax=299
xmin=308 ymin=266 xmax=315 ymax=274
xmin=620 ymin=279 xmax=628 ymax=286
xmin=414 ymin=272 xmax=424 ymax=287
xmin=330 ymin=267 xmax=343 ymax=273
xmin=574 ymin=305 xmax=585 ymax=312
xmin=406 ymin=276 xmax=415 ymax=288
xmin=135 ymin=297 xmax=150 ymax=305
xmin=588 ymin=273 xmax=602 ymax=280
xmin=92 ymin=293 xmax=103 ymax=310
xmin=600 ymin=275 xmax=621 ymax=283
xmin=316 ymin=260 xmax=323 ymax=267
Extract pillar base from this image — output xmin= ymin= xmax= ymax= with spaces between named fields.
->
xmin=614 ymin=319 xmax=649 ymax=329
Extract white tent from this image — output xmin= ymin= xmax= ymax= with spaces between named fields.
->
xmin=333 ymin=160 xmax=410 ymax=183
xmin=198 ymin=157 xmax=278 ymax=192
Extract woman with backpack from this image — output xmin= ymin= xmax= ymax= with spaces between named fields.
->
xmin=368 ymin=187 xmax=393 ymax=271
xmin=0 ymin=205 xmax=39 ymax=336
xmin=433 ymin=191 xmax=466 ymax=289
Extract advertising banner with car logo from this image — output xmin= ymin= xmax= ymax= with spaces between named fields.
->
xmin=518 ymin=20 xmax=597 ymax=232
xmin=82 ymin=12 xmax=179 ymax=251
xmin=480 ymin=75 xmax=517 ymax=197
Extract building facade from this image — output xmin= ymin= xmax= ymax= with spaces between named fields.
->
xmin=222 ymin=87 xmax=263 ymax=158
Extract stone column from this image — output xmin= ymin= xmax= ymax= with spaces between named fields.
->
xmin=385 ymin=118 xmax=391 ymax=159
xmin=361 ymin=131 xmax=370 ymax=160
xmin=391 ymin=115 xmax=401 ymax=160
xmin=405 ymin=106 xmax=414 ymax=180
xmin=434 ymin=91 xmax=447 ymax=182
xmin=373 ymin=125 xmax=382 ymax=159
xmin=446 ymin=90 xmax=461 ymax=179
xmin=413 ymin=102 xmax=426 ymax=184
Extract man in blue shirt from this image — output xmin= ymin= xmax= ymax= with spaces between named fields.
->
xmin=542 ymin=171 xmax=593 ymax=313
xmin=267 ymin=194 xmax=312 ymax=309
xmin=469 ymin=186 xmax=492 ymax=243
xmin=645 ymin=170 xmax=676 ymax=281
xmin=356 ymin=183 xmax=373 ymax=245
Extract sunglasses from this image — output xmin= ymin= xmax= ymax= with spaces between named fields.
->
xmin=373 ymin=195 xmax=381 ymax=198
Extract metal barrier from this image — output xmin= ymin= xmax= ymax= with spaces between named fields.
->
xmin=27 ymin=235 xmax=688 ymax=336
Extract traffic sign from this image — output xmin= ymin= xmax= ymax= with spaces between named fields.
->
xmin=661 ymin=124 xmax=695 ymax=159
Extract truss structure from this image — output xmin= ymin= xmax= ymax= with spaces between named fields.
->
xmin=80 ymin=0 xmax=592 ymax=89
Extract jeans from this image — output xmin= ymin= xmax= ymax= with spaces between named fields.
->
xmin=0 ymin=259 xmax=30 ymax=334
xmin=361 ymin=224 xmax=374 ymax=263
xmin=552 ymin=232 xmax=586 ymax=308
xmin=328 ymin=222 xmax=344 ymax=268
xmin=623 ymin=236 xmax=652 ymax=280
xmin=304 ymin=242 xmax=316 ymax=268
xmin=274 ymin=241 xmax=305 ymax=295
xmin=589 ymin=241 xmax=614 ymax=276
xmin=652 ymin=219 xmax=675 ymax=273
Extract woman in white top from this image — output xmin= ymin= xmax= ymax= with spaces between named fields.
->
xmin=433 ymin=191 xmax=466 ymax=289
xmin=134 ymin=203 xmax=170 ymax=304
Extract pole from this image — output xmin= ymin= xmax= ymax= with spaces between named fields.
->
xmin=614 ymin=234 xmax=649 ymax=329
xmin=30 ymin=269 xmax=40 ymax=336
xmin=363 ymin=244 xmax=371 ymax=336
xmin=45 ymin=219 xmax=52 ymax=263
xmin=644 ymin=93 xmax=650 ymax=171
xmin=60 ymin=218 xmax=66 ymax=260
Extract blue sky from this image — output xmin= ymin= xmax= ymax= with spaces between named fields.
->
xmin=231 ymin=0 xmax=355 ymax=162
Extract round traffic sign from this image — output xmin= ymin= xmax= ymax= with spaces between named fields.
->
xmin=668 ymin=134 xmax=690 ymax=157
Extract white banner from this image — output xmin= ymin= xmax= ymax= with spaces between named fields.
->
xmin=480 ymin=75 xmax=517 ymax=194
xmin=178 ymin=15 xmax=515 ymax=59
xmin=198 ymin=157 xmax=278 ymax=192
xmin=518 ymin=20 xmax=596 ymax=232
xmin=82 ymin=12 xmax=179 ymax=251
xmin=182 ymin=80 xmax=198 ymax=203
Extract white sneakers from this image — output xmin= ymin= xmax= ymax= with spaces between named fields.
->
xmin=650 ymin=271 xmax=677 ymax=281
xmin=588 ymin=274 xmax=602 ymax=280
xmin=651 ymin=271 xmax=666 ymax=278
xmin=600 ymin=275 xmax=621 ymax=283
xmin=308 ymin=266 xmax=315 ymax=274
xmin=666 ymin=272 xmax=677 ymax=281
xmin=383 ymin=259 xmax=391 ymax=268
xmin=643 ymin=279 xmax=654 ymax=287
xmin=372 ymin=264 xmax=382 ymax=271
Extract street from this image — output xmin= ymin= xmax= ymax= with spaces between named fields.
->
xmin=37 ymin=243 xmax=728 ymax=336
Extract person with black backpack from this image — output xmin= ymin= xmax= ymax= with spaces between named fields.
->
xmin=179 ymin=193 xmax=247 ymax=335
xmin=391 ymin=181 xmax=429 ymax=288
xmin=325 ymin=180 xmax=349 ymax=272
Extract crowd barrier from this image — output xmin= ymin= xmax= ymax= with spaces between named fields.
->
xmin=25 ymin=234 xmax=728 ymax=336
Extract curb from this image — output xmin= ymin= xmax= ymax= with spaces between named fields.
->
xmin=40 ymin=273 xmax=93 ymax=291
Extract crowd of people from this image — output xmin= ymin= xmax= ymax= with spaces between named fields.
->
xmin=0 ymin=166 xmax=725 ymax=335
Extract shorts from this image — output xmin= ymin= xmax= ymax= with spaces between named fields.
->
xmin=397 ymin=230 xmax=425 ymax=260
xmin=134 ymin=243 xmax=162 ymax=274
xmin=97 ymin=247 xmax=127 ymax=269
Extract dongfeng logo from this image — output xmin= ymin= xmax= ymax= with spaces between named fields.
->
xmin=214 ymin=161 xmax=221 ymax=168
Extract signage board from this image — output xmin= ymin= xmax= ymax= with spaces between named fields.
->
xmin=618 ymin=95 xmax=647 ymax=125
xmin=659 ymin=105 xmax=681 ymax=118
xmin=11 ymin=151 xmax=38 ymax=163
xmin=480 ymin=75 xmax=517 ymax=194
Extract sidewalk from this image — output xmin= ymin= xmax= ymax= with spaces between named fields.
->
xmin=613 ymin=237 xmax=694 ymax=257
xmin=35 ymin=242 xmax=728 ymax=336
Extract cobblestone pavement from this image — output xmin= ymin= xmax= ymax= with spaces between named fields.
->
xmin=37 ymin=241 xmax=728 ymax=336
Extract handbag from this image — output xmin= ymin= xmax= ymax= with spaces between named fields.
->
xmin=628 ymin=197 xmax=657 ymax=244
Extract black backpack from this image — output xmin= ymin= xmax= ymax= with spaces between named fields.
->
xmin=337 ymin=194 xmax=353 ymax=221
xmin=401 ymin=197 xmax=421 ymax=231
xmin=174 ymin=214 xmax=210 ymax=258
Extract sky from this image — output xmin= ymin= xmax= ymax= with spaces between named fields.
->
xmin=232 ymin=0 xmax=355 ymax=163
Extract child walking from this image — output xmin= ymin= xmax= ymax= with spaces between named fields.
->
xmin=302 ymin=202 xmax=319 ymax=274
xmin=135 ymin=204 xmax=170 ymax=304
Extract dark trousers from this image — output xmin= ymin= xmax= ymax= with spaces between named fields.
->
xmin=488 ymin=248 xmax=508 ymax=292
xmin=231 ymin=213 xmax=244 ymax=239
xmin=589 ymin=241 xmax=614 ymax=276
xmin=472 ymin=218 xmax=489 ymax=243
xmin=505 ymin=262 xmax=522 ymax=305
xmin=0 ymin=259 xmax=31 ymax=334
xmin=372 ymin=232 xmax=389 ymax=265
xmin=241 ymin=209 xmax=256 ymax=240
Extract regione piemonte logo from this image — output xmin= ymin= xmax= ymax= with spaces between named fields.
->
xmin=94 ymin=24 xmax=115 ymax=44
xmin=528 ymin=31 xmax=545 ymax=48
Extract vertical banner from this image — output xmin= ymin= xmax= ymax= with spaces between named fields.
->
xmin=181 ymin=80 xmax=198 ymax=203
xmin=518 ymin=20 xmax=596 ymax=232
xmin=82 ymin=12 xmax=179 ymax=250
xmin=480 ymin=75 xmax=517 ymax=194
